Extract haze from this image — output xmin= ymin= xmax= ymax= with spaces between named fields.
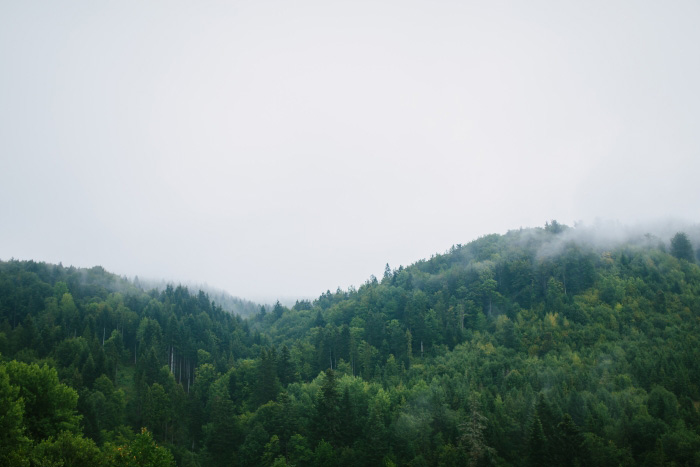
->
xmin=1 ymin=1 xmax=699 ymax=302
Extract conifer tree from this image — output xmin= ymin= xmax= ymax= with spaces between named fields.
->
xmin=277 ymin=345 xmax=296 ymax=386
xmin=526 ymin=415 xmax=548 ymax=467
xmin=670 ymin=232 xmax=695 ymax=262
xmin=313 ymin=369 xmax=340 ymax=445
xmin=553 ymin=414 xmax=587 ymax=466
xmin=459 ymin=395 xmax=494 ymax=467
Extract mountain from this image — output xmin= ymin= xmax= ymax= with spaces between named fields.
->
xmin=1 ymin=222 xmax=699 ymax=466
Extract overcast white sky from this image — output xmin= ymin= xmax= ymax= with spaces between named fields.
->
xmin=1 ymin=1 xmax=699 ymax=302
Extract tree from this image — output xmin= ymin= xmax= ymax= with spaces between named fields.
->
xmin=30 ymin=431 xmax=103 ymax=467
xmin=4 ymin=360 xmax=81 ymax=440
xmin=104 ymin=329 xmax=124 ymax=381
xmin=239 ymin=423 xmax=269 ymax=467
xmin=313 ymin=369 xmax=340 ymax=445
xmin=670 ymin=232 xmax=694 ymax=262
xmin=647 ymin=385 xmax=679 ymax=424
xmin=277 ymin=345 xmax=296 ymax=387
xmin=525 ymin=414 xmax=547 ymax=467
xmin=258 ymin=347 xmax=280 ymax=404
xmin=313 ymin=310 xmax=325 ymax=328
xmin=93 ymin=374 xmax=126 ymax=431
xmin=338 ymin=386 xmax=357 ymax=447
xmin=204 ymin=376 xmax=239 ymax=466
xmin=109 ymin=427 xmax=175 ymax=467
xmin=287 ymin=434 xmax=313 ymax=466
xmin=532 ymin=395 xmax=559 ymax=446
xmin=552 ymin=414 xmax=587 ymax=467
xmin=545 ymin=220 xmax=567 ymax=234
xmin=59 ymin=292 xmax=79 ymax=336
xmin=262 ymin=434 xmax=282 ymax=466
xmin=273 ymin=301 xmax=286 ymax=319
xmin=313 ymin=440 xmax=336 ymax=467
xmin=144 ymin=383 xmax=170 ymax=442
xmin=0 ymin=363 xmax=29 ymax=466
xmin=82 ymin=354 xmax=98 ymax=388
xmin=459 ymin=395 xmax=495 ymax=467
xmin=17 ymin=314 xmax=38 ymax=351
xmin=337 ymin=324 xmax=352 ymax=364
xmin=383 ymin=264 xmax=392 ymax=283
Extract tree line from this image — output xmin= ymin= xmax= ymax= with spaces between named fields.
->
xmin=1 ymin=225 xmax=699 ymax=465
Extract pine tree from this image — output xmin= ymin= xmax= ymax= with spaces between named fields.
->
xmin=526 ymin=414 xmax=548 ymax=467
xmin=338 ymin=386 xmax=356 ymax=447
xmin=553 ymin=414 xmax=587 ymax=467
xmin=459 ymin=395 xmax=495 ymax=467
xmin=144 ymin=383 xmax=170 ymax=442
xmin=277 ymin=345 xmax=296 ymax=386
xmin=313 ymin=369 xmax=340 ymax=445
xmin=206 ymin=379 xmax=238 ymax=466
xmin=670 ymin=232 xmax=695 ymax=262
xmin=258 ymin=347 xmax=280 ymax=404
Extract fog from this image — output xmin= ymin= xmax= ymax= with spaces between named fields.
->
xmin=1 ymin=1 xmax=699 ymax=302
xmin=531 ymin=219 xmax=700 ymax=260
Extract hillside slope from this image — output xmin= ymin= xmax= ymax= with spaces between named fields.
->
xmin=1 ymin=223 xmax=700 ymax=466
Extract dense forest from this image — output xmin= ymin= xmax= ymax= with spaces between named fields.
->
xmin=1 ymin=223 xmax=700 ymax=466
xmin=134 ymin=278 xmax=263 ymax=318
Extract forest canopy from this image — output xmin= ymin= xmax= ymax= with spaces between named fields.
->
xmin=1 ymin=223 xmax=699 ymax=466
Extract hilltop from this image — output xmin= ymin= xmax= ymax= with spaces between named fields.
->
xmin=1 ymin=222 xmax=700 ymax=466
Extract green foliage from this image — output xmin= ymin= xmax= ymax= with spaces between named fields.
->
xmin=312 ymin=369 xmax=341 ymax=444
xmin=108 ymin=427 xmax=175 ymax=467
xmin=0 ymin=362 xmax=30 ymax=466
xmin=144 ymin=383 xmax=170 ymax=441
xmin=459 ymin=395 xmax=495 ymax=466
xmin=31 ymin=430 xmax=104 ymax=467
xmin=670 ymin=231 xmax=695 ymax=262
xmin=4 ymin=360 xmax=81 ymax=440
xmin=2 ymin=222 xmax=700 ymax=465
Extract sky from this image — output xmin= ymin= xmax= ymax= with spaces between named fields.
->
xmin=1 ymin=1 xmax=699 ymax=303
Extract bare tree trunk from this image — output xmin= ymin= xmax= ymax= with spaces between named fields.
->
xmin=562 ymin=268 xmax=567 ymax=296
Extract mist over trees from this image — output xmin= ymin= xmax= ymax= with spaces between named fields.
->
xmin=1 ymin=222 xmax=700 ymax=465
xmin=671 ymin=232 xmax=695 ymax=263
xmin=134 ymin=278 xmax=263 ymax=318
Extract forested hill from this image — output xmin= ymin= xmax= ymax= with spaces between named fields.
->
xmin=2 ymin=223 xmax=700 ymax=466
xmin=135 ymin=277 xmax=262 ymax=318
